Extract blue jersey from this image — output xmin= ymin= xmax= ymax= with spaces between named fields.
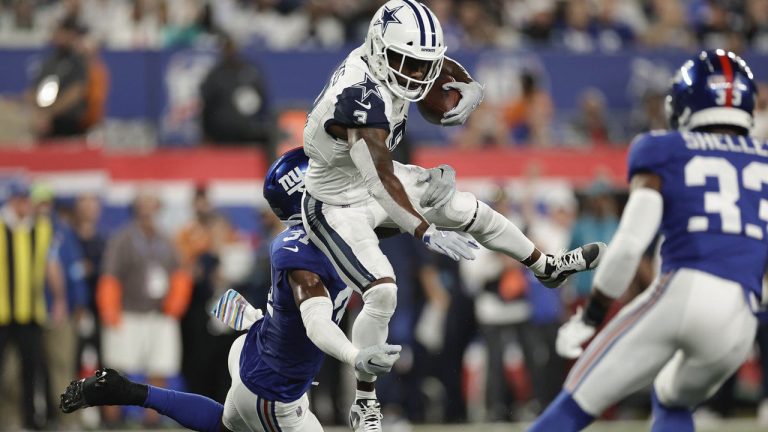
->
xmin=628 ymin=130 xmax=768 ymax=299
xmin=239 ymin=226 xmax=351 ymax=402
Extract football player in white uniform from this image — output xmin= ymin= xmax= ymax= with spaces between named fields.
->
xmin=301 ymin=1 xmax=606 ymax=430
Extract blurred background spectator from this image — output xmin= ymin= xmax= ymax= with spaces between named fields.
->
xmin=502 ymin=71 xmax=554 ymax=147
xmin=567 ymin=179 xmax=620 ymax=300
xmin=72 ymin=194 xmax=107 ymax=397
xmin=200 ymin=35 xmax=273 ymax=153
xmin=0 ymin=179 xmax=66 ymax=430
xmin=27 ymin=17 xmax=89 ymax=140
xmin=96 ymin=192 xmax=192 ymax=427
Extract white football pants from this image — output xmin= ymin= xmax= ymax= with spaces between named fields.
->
xmin=566 ymin=268 xmax=758 ymax=414
xmin=223 ymin=335 xmax=324 ymax=432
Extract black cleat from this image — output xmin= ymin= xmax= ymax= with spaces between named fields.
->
xmin=536 ymin=242 xmax=607 ymax=288
xmin=60 ymin=368 xmax=148 ymax=414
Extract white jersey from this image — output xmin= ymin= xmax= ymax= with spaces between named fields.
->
xmin=303 ymin=46 xmax=410 ymax=206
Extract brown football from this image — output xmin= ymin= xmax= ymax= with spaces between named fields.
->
xmin=417 ymin=72 xmax=462 ymax=125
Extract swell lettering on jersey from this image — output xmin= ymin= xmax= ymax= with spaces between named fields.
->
xmin=682 ymin=132 xmax=768 ymax=157
xmin=277 ymin=167 xmax=305 ymax=196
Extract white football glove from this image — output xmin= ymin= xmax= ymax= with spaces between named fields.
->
xmin=441 ymin=81 xmax=484 ymax=126
xmin=211 ymin=289 xmax=264 ymax=331
xmin=354 ymin=344 xmax=402 ymax=375
xmin=422 ymin=224 xmax=479 ymax=261
xmin=417 ymin=164 xmax=456 ymax=208
xmin=556 ymin=308 xmax=596 ymax=359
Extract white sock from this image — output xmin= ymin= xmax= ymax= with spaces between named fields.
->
xmin=527 ymin=253 xmax=548 ymax=276
xmin=356 ymin=389 xmax=377 ymax=401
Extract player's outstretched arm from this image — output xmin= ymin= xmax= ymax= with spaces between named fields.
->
xmin=440 ymin=57 xmax=484 ymax=126
xmin=557 ymin=173 xmax=664 ymax=359
xmin=349 ymin=128 xmax=478 ymax=260
xmin=290 ymin=269 xmax=401 ymax=375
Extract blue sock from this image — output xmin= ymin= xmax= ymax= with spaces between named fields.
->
xmin=651 ymin=388 xmax=693 ymax=432
xmin=529 ymin=390 xmax=594 ymax=432
xmin=143 ymin=386 xmax=224 ymax=432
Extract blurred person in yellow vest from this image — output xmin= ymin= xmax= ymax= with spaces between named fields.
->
xmin=0 ymin=178 xmax=67 ymax=430
xmin=32 ymin=182 xmax=87 ymax=428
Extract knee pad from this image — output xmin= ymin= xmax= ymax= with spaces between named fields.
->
xmin=441 ymin=191 xmax=479 ymax=228
xmin=361 ymin=283 xmax=397 ymax=320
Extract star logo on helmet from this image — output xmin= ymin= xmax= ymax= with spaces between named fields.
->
xmin=374 ymin=5 xmax=403 ymax=35
xmin=352 ymin=75 xmax=382 ymax=104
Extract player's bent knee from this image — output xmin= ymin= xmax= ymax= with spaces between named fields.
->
xmin=361 ymin=282 xmax=397 ymax=319
xmin=441 ymin=191 xmax=479 ymax=226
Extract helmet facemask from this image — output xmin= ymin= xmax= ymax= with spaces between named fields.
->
xmin=382 ymin=46 xmax=443 ymax=102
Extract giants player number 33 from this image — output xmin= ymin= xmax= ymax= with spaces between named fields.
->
xmin=532 ymin=50 xmax=768 ymax=432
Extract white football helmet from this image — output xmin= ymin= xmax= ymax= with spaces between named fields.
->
xmin=365 ymin=0 xmax=447 ymax=102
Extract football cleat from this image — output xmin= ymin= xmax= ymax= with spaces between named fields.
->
xmin=349 ymin=399 xmax=383 ymax=432
xmin=536 ymin=242 xmax=607 ymax=289
xmin=60 ymin=368 xmax=148 ymax=413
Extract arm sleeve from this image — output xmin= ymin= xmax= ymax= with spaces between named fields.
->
xmin=349 ymin=138 xmax=424 ymax=235
xmin=300 ymin=296 xmax=359 ymax=366
xmin=592 ymin=188 xmax=664 ymax=298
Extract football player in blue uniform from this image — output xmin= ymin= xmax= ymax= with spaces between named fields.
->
xmin=530 ymin=50 xmax=768 ymax=432
xmin=59 ymin=148 xmax=401 ymax=432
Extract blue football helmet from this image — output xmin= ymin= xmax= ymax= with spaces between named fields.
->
xmin=666 ymin=50 xmax=756 ymax=132
xmin=263 ymin=147 xmax=309 ymax=223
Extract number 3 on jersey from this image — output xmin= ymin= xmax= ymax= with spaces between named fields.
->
xmin=685 ymin=156 xmax=768 ymax=240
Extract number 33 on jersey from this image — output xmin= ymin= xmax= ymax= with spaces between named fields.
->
xmin=628 ymin=130 xmax=768 ymax=301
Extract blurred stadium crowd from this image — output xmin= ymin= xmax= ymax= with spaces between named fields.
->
xmin=4 ymin=0 xmax=768 ymax=149
xmin=2 ymin=0 xmax=768 ymax=52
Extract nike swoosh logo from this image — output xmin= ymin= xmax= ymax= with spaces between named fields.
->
xmin=283 ymin=246 xmax=299 ymax=252
xmin=355 ymin=100 xmax=371 ymax=109
xmin=367 ymin=359 xmax=386 ymax=368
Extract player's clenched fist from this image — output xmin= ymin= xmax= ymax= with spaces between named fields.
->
xmin=556 ymin=308 xmax=596 ymax=359
xmin=354 ymin=344 xmax=402 ymax=375
xmin=441 ymin=81 xmax=484 ymax=126
xmin=422 ymin=224 xmax=479 ymax=261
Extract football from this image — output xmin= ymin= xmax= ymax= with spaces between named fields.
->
xmin=417 ymin=72 xmax=462 ymax=125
